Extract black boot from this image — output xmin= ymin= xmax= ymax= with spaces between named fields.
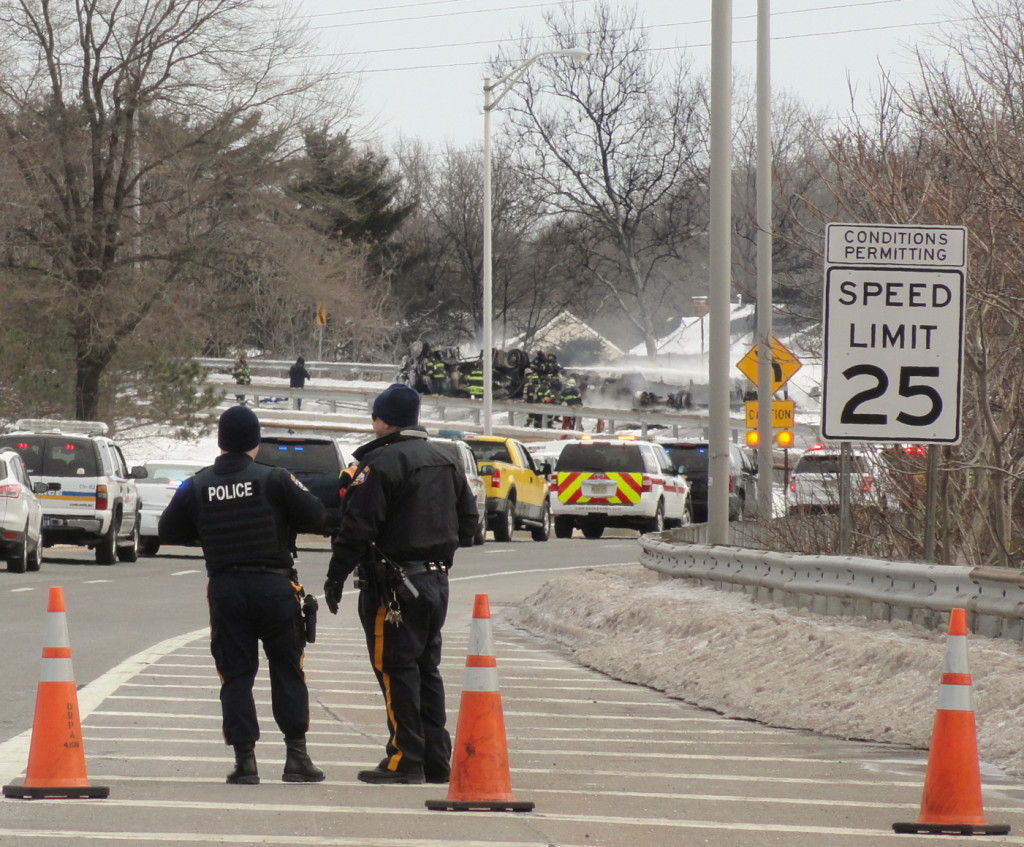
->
xmin=282 ymin=737 xmax=325 ymax=783
xmin=227 ymin=743 xmax=259 ymax=785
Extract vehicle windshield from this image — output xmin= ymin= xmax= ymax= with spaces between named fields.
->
xmin=0 ymin=435 xmax=98 ymax=477
xmin=795 ymin=454 xmax=870 ymax=475
xmin=664 ymin=445 xmax=708 ymax=474
xmin=556 ymin=443 xmax=644 ymax=473
xmin=464 ymin=440 xmax=511 ymax=464
xmin=256 ymin=440 xmax=340 ymax=473
xmin=143 ymin=464 xmax=200 ymax=485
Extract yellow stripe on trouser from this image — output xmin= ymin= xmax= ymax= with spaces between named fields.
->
xmin=373 ymin=601 xmax=403 ymax=771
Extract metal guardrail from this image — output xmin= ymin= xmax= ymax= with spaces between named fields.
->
xmin=201 ymin=364 xmax=820 ymax=441
xmin=638 ymin=532 xmax=1024 ymax=641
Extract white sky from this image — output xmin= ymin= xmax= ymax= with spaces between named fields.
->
xmin=292 ymin=0 xmax=958 ymax=149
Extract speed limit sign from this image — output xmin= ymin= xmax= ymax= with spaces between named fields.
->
xmin=822 ymin=223 xmax=966 ymax=444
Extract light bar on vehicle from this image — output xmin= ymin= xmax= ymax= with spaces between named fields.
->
xmin=12 ymin=419 xmax=109 ymax=436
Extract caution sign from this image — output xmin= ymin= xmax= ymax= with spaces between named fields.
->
xmin=736 ymin=337 xmax=802 ymax=395
xmin=822 ymin=223 xmax=966 ymax=444
xmin=745 ymin=400 xmax=794 ymax=429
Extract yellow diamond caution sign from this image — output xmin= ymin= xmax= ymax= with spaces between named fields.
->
xmin=736 ymin=336 xmax=802 ymax=394
xmin=745 ymin=400 xmax=795 ymax=429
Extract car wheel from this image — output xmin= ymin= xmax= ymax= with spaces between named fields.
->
xmin=554 ymin=515 xmax=574 ymax=539
xmin=493 ymin=497 xmax=516 ymax=542
xmin=530 ymin=499 xmax=551 ymax=542
xmin=117 ymin=517 xmax=140 ymax=563
xmin=7 ymin=524 xmax=27 ymax=573
xmin=681 ymin=499 xmax=693 ymax=526
xmin=96 ymin=521 xmax=118 ymax=565
xmin=645 ymin=501 xmax=665 ymax=534
xmin=26 ymin=533 xmax=42 ymax=572
xmin=140 ymin=536 xmax=161 ymax=557
xmin=581 ymin=521 xmax=604 ymax=540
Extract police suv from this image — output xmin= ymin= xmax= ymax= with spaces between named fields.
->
xmin=0 ymin=420 xmax=142 ymax=564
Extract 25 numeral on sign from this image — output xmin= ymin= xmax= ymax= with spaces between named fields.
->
xmin=839 ymin=364 xmax=942 ymax=427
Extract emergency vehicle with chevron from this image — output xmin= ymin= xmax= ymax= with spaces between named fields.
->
xmin=550 ymin=436 xmax=691 ymax=539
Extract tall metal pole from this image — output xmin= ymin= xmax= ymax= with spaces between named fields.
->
xmin=755 ymin=0 xmax=774 ymax=522
xmin=482 ymin=79 xmax=494 ymax=435
xmin=708 ymin=0 xmax=733 ymax=545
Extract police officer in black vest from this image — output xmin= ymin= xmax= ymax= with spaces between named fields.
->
xmin=159 ymin=405 xmax=327 ymax=785
xmin=324 ymin=384 xmax=478 ymax=784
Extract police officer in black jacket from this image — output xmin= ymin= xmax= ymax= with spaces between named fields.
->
xmin=324 ymin=384 xmax=478 ymax=785
xmin=159 ymin=405 xmax=327 ymax=785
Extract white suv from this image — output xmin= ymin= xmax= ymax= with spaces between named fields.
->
xmin=786 ymin=444 xmax=885 ymax=515
xmin=551 ymin=436 xmax=691 ymax=539
xmin=0 ymin=420 xmax=141 ymax=564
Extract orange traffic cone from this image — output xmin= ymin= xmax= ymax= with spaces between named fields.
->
xmin=426 ymin=594 xmax=533 ymax=812
xmin=893 ymin=608 xmax=1007 ymax=835
xmin=3 ymin=587 xmax=109 ymax=799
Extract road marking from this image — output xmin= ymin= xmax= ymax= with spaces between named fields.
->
xmin=10 ymin=587 xmax=35 ymax=593
xmin=171 ymin=569 xmax=202 ymax=576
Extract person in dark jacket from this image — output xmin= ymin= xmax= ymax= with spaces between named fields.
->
xmin=324 ymin=384 xmax=478 ymax=785
xmin=159 ymin=405 xmax=327 ymax=785
xmin=289 ymin=356 xmax=311 ymax=409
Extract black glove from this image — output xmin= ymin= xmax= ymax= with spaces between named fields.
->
xmin=324 ymin=578 xmax=343 ymax=615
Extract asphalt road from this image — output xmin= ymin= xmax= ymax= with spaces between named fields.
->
xmin=2 ymin=534 xmax=1024 ymax=845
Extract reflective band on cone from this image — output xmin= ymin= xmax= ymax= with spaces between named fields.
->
xmin=426 ymin=593 xmax=533 ymax=812
xmin=3 ymin=587 xmax=109 ymax=800
xmin=893 ymin=609 xmax=1007 ymax=836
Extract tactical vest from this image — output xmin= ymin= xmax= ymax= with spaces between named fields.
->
xmin=192 ymin=462 xmax=291 ymax=572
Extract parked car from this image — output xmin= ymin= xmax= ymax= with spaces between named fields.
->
xmin=0 ymin=420 xmax=141 ymax=565
xmin=132 ymin=459 xmax=206 ymax=556
xmin=551 ymin=436 xmax=691 ymax=539
xmin=786 ymin=444 xmax=883 ymax=515
xmin=254 ymin=435 xmax=348 ymax=532
xmin=661 ymin=441 xmax=758 ymax=523
xmin=0 ymin=447 xmax=46 ymax=573
xmin=430 ymin=436 xmax=487 ymax=546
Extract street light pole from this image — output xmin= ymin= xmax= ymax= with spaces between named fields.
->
xmin=481 ymin=47 xmax=588 ymax=435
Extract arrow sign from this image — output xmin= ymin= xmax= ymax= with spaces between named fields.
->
xmin=736 ymin=336 xmax=802 ymax=394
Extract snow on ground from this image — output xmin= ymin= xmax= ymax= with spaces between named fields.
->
xmin=510 ymin=565 xmax=1024 ymax=778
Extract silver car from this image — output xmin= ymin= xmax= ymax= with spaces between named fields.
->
xmin=430 ymin=436 xmax=487 ymax=546
xmin=0 ymin=448 xmax=45 ymax=573
xmin=133 ymin=459 xmax=206 ymax=556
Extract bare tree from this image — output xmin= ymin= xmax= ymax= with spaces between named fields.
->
xmin=499 ymin=1 xmax=710 ymax=357
xmin=781 ymin=0 xmax=1024 ymax=566
xmin=0 ymin=0 xmax=354 ymax=420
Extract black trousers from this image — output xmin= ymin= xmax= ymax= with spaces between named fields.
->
xmin=208 ymin=572 xmax=309 ymax=746
xmin=358 ymin=570 xmax=451 ymax=779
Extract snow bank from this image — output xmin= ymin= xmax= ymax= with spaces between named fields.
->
xmin=510 ymin=564 xmax=1024 ymax=777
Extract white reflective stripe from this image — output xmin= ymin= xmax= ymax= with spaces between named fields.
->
xmin=466 ymin=621 xmax=494 ymax=658
xmin=942 ymin=636 xmax=970 ymax=674
xmin=39 ymin=657 xmax=75 ymax=683
xmin=937 ymin=683 xmax=972 ymax=712
xmin=461 ymin=666 xmax=499 ymax=693
xmin=45 ymin=613 xmax=71 ymax=651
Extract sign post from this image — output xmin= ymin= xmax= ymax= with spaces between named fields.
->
xmin=823 ymin=224 xmax=966 ymax=444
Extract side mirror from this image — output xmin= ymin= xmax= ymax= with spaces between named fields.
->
xmin=130 ymin=465 xmax=149 ymax=480
xmin=539 ymin=461 xmax=552 ymax=477
xmin=33 ymin=481 xmax=48 ymax=495
xmin=479 ymin=463 xmax=495 ymax=477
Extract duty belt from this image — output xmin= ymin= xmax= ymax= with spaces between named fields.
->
xmin=219 ymin=564 xmax=294 ymax=577
xmin=401 ymin=561 xmax=451 ymax=576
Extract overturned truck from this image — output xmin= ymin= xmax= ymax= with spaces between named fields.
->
xmin=398 ymin=342 xmax=533 ymax=400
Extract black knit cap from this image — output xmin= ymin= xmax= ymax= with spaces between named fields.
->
xmin=372 ymin=383 xmax=420 ymax=427
xmin=218 ymin=405 xmax=261 ymax=453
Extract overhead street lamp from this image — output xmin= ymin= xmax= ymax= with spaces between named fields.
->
xmin=481 ymin=46 xmax=588 ymax=435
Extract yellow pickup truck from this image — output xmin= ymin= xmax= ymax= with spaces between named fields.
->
xmin=462 ymin=436 xmax=551 ymax=542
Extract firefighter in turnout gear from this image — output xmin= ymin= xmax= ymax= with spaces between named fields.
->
xmin=465 ymin=358 xmax=484 ymax=399
xmin=559 ymin=376 xmax=583 ymax=430
xmin=523 ymin=367 xmax=543 ymax=427
xmin=324 ymin=384 xmax=478 ymax=785
xmin=159 ymin=405 xmax=327 ymax=785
